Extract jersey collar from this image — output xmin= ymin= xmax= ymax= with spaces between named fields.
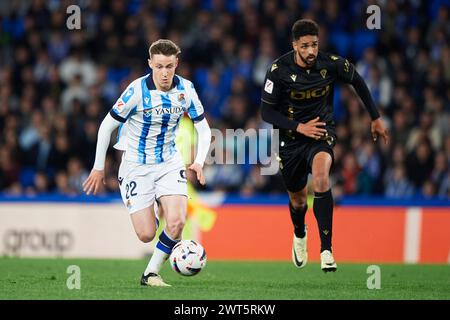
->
xmin=145 ymin=70 xmax=180 ymax=91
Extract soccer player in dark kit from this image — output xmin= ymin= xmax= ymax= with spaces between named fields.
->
xmin=261 ymin=19 xmax=389 ymax=272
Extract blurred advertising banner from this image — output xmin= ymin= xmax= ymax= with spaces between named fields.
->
xmin=0 ymin=203 xmax=150 ymax=258
xmin=1 ymin=201 xmax=448 ymax=264
xmin=202 ymin=205 xmax=450 ymax=264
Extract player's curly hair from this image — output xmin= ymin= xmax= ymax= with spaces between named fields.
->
xmin=149 ymin=39 xmax=181 ymax=58
xmin=292 ymin=19 xmax=319 ymax=41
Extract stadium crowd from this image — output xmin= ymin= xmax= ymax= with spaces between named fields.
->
xmin=0 ymin=0 xmax=449 ymax=199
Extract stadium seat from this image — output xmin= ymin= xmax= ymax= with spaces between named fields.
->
xmin=351 ymin=31 xmax=378 ymax=60
xmin=19 ymin=168 xmax=36 ymax=188
xmin=329 ymin=32 xmax=351 ymax=57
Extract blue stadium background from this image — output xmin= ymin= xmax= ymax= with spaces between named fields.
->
xmin=0 ymin=0 xmax=449 ymax=202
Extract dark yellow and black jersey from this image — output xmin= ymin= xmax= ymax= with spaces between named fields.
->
xmin=261 ymin=50 xmax=354 ymax=124
xmin=260 ymin=50 xmax=379 ymax=141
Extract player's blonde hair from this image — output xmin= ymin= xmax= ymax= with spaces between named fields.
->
xmin=149 ymin=39 xmax=181 ymax=59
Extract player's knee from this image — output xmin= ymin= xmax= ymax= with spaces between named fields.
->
xmin=137 ymin=230 xmax=155 ymax=243
xmin=313 ymin=173 xmax=330 ymax=192
xmin=290 ymin=197 xmax=307 ymax=210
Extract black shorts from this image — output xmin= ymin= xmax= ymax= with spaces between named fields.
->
xmin=277 ymin=133 xmax=336 ymax=193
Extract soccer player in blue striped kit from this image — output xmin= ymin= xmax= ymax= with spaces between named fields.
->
xmin=83 ymin=39 xmax=212 ymax=286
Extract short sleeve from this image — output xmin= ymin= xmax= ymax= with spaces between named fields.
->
xmin=110 ymin=82 xmax=139 ymax=123
xmin=261 ymin=63 xmax=282 ymax=105
xmin=333 ymin=55 xmax=356 ymax=83
xmin=186 ymin=82 xmax=205 ymax=122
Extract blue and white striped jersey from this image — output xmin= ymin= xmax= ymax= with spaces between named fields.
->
xmin=109 ymin=72 xmax=204 ymax=164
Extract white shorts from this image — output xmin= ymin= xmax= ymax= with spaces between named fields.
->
xmin=118 ymin=152 xmax=188 ymax=214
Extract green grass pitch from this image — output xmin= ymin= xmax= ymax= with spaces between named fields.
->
xmin=0 ymin=257 xmax=448 ymax=300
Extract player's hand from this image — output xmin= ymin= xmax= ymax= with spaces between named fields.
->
xmin=371 ymin=117 xmax=389 ymax=145
xmin=82 ymin=169 xmax=105 ymax=195
xmin=296 ymin=117 xmax=327 ymax=139
xmin=188 ymin=163 xmax=206 ymax=185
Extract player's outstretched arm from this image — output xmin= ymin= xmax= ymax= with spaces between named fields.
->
xmin=371 ymin=117 xmax=389 ymax=145
xmin=82 ymin=113 xmax=121 ymax=195
xmin=82 ymin=169 xmax=105 ymax=195
xmin=189 ymin=118 xmax=211 ymax=185
xmin=349 ymin=71 xmax=389 ymax=145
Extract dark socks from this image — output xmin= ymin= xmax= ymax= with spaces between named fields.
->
xmin=313 ymin=189 xmax=333 ymax=252
xmin=289 ymin=201 xmax=307 ymax=238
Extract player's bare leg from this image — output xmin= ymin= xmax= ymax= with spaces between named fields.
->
xmin=311 ymin=151 xmax=337 ymax=272
xmin=288 ymin=188 xmax=308 ymax=268
xmin=158 ymin=195 xmax=188 ymax=240
xmin=141 ymin=195 xmax=188 ymax=286
xmin=130 ymin=204 xmax=171 ymax=287
xmin=130 ymin=205 xmax=158 ymax=244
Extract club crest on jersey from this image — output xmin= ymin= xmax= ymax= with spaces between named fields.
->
xmin=178 ymin=93 xmax=185 ymax=102
xmin=320 ymin=69 xmax=327 ymax=78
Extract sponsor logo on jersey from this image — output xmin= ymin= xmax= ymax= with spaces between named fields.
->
xmin=154 ymin=106 xmax=184 ymax=115
xmin=143 ymin=106 xmax=184 ymax=117
xmin=290 ymin=85 xmax=330 ymax=100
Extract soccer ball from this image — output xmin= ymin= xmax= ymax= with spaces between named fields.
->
xmin=170 ymin=240 xmax=207 ymax=276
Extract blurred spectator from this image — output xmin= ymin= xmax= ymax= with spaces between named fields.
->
xmin=431 ymin=151 xmax=448 ymax=191
xmin=339 ymin=152 xmax=360 ymax=195
xmin=421 ymin=179 xmax=437 ymax=198
xmin=59 ymin=48 xmax=97 ymax=87
xmin=31 ymin=171 xmax=50 ymax=194
xmin=67 ymin=157 xmax=88 ymax=194
xmin=406 ymin=139 xmax=435 ymax=188
xmin=406 ymin=112 xmax=443 ymax=151
xmin=385 ymin=165 xmax=415 ymax=198
xmin=365 ymin=65 xmax=392 ymax=110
